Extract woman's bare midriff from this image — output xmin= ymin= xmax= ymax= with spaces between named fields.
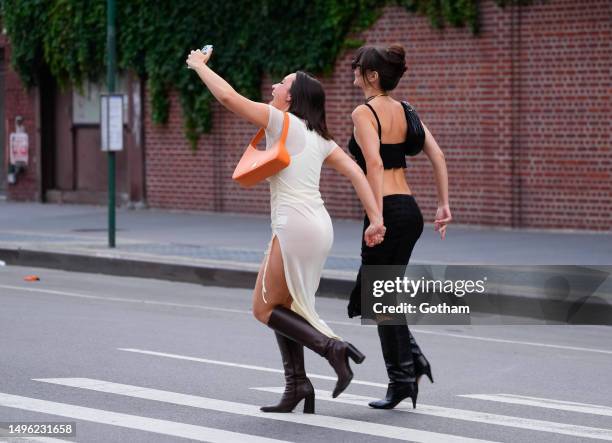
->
xmin=367 ymin=99 xmax=413 ymax=197
xmin=382 ymin=168 xmax=412 ymax=196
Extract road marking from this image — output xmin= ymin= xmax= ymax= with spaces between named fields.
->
xmin=460 ymin=393 xmax=612 ymax=417
xmin=34 ymin=378 xmax=497 ymax=443
xmin=2 ymin=283 xmax=612 ymax=355
xmin=253 ymin=387 xmax=612 ymax=441
xmin=117 ymin=347 xmax=386 ymax=388
xmin=0 ymin=284 xmax=248 ymax=315
xmin=0 ymin=392 xmax=290 ymax=443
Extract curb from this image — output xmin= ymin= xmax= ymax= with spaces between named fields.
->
xmin=0 ymin=247 xmax=355 ymax=299
xmin=1 ymin=247 xmax=610 ymax=325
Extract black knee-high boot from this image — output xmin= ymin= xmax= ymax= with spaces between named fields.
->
xmin=369 ymin=324 xmax=418 ymax=409
xmin=261 ymin=332 xmax=315 ymax=413
xmin=267 ymin=306 xmax=365 ymax=399
xmin=407 ymin=327 xmax=434 ymax=383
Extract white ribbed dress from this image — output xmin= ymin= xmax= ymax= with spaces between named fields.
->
xmin=262 ymin=105 xmax=341 ymax=339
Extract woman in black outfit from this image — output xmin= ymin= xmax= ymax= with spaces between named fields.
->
xmin=347 ymin=44 xmax=452 ymax=409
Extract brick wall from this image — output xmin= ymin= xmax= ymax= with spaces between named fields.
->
xmin=515 ymin=0 xmax=610 ymax=230
xmin=142 ymin=0 xmax=612 ymax=230
xmin=1 ymin=35 xmax=40 ymax=201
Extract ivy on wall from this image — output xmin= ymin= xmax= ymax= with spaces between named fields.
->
xmin=1 ymin=0 xmax=531 ymax=149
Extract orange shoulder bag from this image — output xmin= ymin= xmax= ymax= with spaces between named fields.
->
xmin=232 ymin=112 xmax=291 ymax=188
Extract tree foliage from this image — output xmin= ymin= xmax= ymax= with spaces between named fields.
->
xmin=1 ymin=0 xmax=531 ymax=148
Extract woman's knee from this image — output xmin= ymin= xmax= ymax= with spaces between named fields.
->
xmin=252 ymin=297 xmax=290 ymax=324
xmin=253 ymin=296 xmax=277 ymax=324
xmin=252 ymin=300 xmax=268 ymax=324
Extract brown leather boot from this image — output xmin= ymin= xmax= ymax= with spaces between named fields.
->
xmin=260 ymin=332 xmax=315 ymax=413
xmin=267 ymin=306 xmax=365 ymax=398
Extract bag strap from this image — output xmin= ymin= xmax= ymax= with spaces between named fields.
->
xmin=249 ymin=111 xmax=290 ymax=148
xmin=279 ymin=112 xmax=289 ymax=145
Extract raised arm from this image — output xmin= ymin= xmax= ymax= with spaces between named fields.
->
xmin=421 ymin=122 xmax=452 ymax=239
xmin=352 ymin=105 xmax=384 ymax=213
xmin=186 ymin=48 xmax=269 ymax=128
xmin=324 ymin=146 xmax=386 ymax=246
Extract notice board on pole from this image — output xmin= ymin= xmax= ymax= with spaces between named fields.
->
xmin=100 ymin=94 xmax=124 ymax=152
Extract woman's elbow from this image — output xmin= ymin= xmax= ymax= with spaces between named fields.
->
xmin=218 ymin=90 xmax=237 ymax=107
xmin=429 ymin=148 xmax=446 ymax=166
xmin=365 ymin=159 xmax=384 ymax=172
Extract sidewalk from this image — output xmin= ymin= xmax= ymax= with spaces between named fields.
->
xmin=1 ymin=201 xmax=610 ymax=263
xmin=1 ymin=201 xmax=611 ymax=322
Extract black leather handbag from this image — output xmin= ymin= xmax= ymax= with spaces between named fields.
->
xmin=401 ymin=101 xmax=425 ymax=156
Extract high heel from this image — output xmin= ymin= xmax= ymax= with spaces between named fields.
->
xmin=267 ymin=306 xmax=365 ymax=400
xmin=303 ymin=392 xmax=315 ymax=414
xmin=368 ymin=382 xmax=418 ymax=409
xmin=260 ymin=332 xmax=315 ymax=413
xmin=347 ymin=343 xmax=366 ymax=364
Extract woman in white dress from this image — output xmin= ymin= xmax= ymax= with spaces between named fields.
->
xmin=186 ymin=47 xmax=386 ymax=414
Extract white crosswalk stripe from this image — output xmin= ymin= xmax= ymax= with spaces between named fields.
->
xmin=34 ymin=377 xmax=498 ymax=443
xmin=0 ymin=392 xmax=290 ymax=443
xmin=459 ymin=393 xmax=612 ymax=417
xmin=4 ymin=366 xmax=609 ymax=443
xmin=253 ymin=387 xmax=612 ymax=441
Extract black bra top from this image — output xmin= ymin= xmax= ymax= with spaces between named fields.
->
xmin=348 ymin=102 xmax=422 ymax=174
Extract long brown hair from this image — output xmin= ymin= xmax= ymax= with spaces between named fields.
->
xmin=288 ymin=71 xmax=332 ymax=140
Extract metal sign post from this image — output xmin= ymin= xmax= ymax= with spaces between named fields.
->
xmin=106 ymin=0 xmax=118 ymax=248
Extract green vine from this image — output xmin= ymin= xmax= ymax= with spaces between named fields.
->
xmin=1 ymin=0 xmax=532 ymax=149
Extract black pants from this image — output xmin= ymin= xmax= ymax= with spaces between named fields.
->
xmin=348 ymin=194 xmax=424 ymax=318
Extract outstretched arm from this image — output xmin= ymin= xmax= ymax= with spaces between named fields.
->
xmin=186 ymin=48 xmax=269 ymax=128
xmin=422 ymin=122 xmax=452 ymax=239
xmin=324 ymin=147 xmax=386 ymax=246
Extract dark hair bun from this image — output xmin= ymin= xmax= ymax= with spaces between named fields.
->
xmin=387 ymin=44 xmax=406 ymax=60
xmin=355 ymin=44 xmax=408 ymax=91
xmin=387 ymin=44 xmax=407 ymax=74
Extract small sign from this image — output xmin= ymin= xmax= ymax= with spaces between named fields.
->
xmin=9 ymin=132 xmax=29 ymax=165
xmin=101 ymin=94 xmax=124 ymax=151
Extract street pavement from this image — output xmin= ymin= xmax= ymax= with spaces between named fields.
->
xmin=1 ymin=265 xmax=611 ymax=443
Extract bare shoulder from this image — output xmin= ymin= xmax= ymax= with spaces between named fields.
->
xmin=351 ymin=104 xmax=375 ymax=125
xmin=351 ymin=104 xmax=370 ymax=118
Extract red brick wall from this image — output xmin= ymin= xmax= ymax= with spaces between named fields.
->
xmin=144 ymin=92 xmax=216 ymax=211
xmin=144 ymin=0 xmax=611 ymax=231
xmin=516 ymin=0 xmax=610 ymax=230
xmin=1 ymin=35 xmax=40 ymax=201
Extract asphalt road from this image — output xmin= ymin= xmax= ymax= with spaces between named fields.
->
xmin=1 ymin=266 xmax=611 ymax=443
